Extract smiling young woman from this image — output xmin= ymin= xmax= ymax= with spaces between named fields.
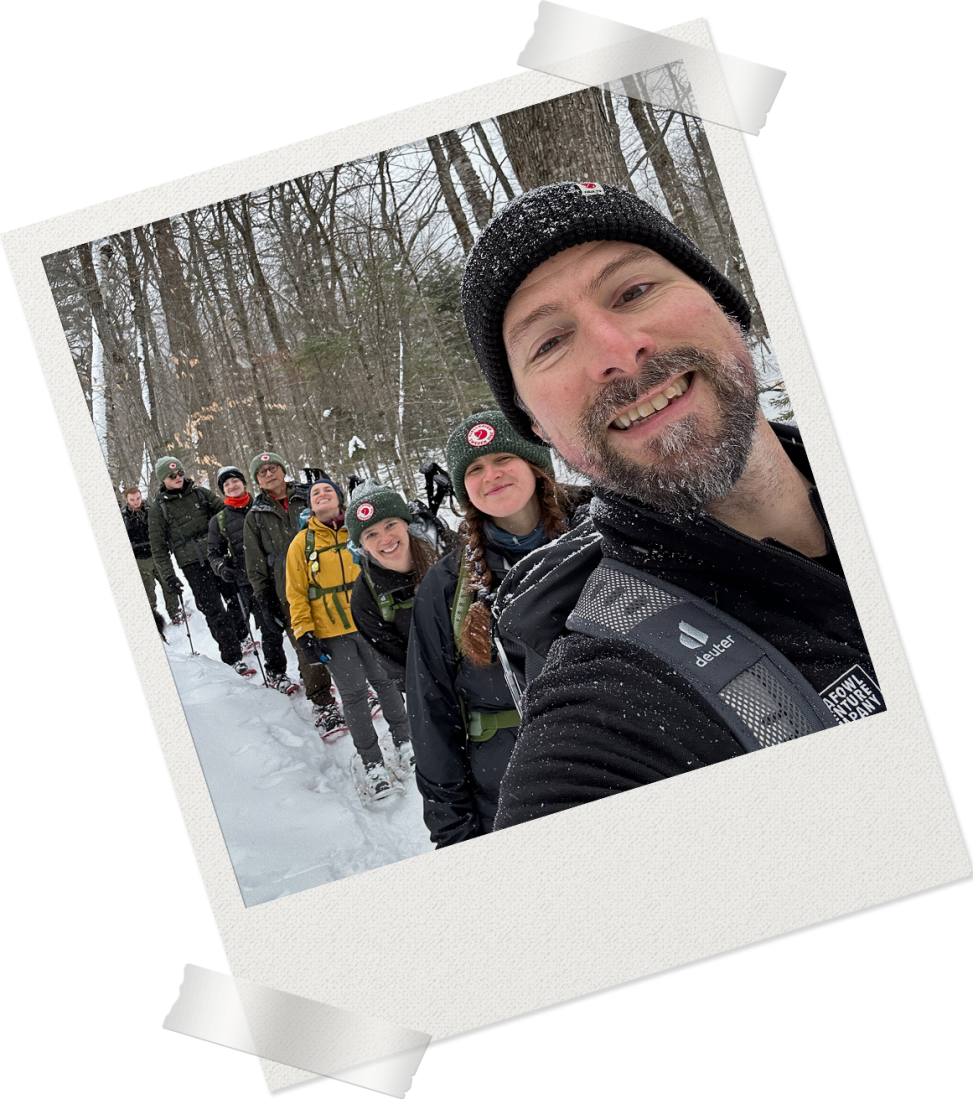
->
xmin=404 ymin=410 xmax=589 ymax=848
xmin=284 ymin=475 xmax=414 ymax=803
xmin=347 ymin=481 xmax=441 ymax=679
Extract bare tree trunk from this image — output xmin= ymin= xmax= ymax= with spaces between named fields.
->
xmin=427 ymin=135 xmax=474 ymax=253
xmin=623 ymin=83 xmax=703 ymax=244
xmin=77 ymin=239 xmax=126 ymax=477
xmin=151 ymin=216 xmax=225 ymax=465
xmin=440 ymin=128 xmax=493 ymax=228
xmin=495 ymin=86 xmax=632 ymax=190
xmin=471 ymin=121 xmax=515 ymax=200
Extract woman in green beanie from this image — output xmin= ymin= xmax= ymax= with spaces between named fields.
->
xmin=348 ymin=480 xmax=442 ymax=688
xmin=404 ymin=409 xmax=586 ymax=848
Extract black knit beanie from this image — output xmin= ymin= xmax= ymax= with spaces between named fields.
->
xmin=461 ymin=181 xmax=752 ymax=442
xmin=446 ymin=409 xmax=554 ymax=507
xmin=346 ymin=479 xmax=413 ymax=544
xmin=216 ymin=465 xmax=247 ymax=493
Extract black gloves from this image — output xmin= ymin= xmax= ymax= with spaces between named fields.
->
xmin=297 ymin=633 xmax=329 ymax=663
xmin=166 ymin=574 xmax=184 ymax=594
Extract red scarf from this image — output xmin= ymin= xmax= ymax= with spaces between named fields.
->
xmin=224 ymin=493 xmax=250 ymax=509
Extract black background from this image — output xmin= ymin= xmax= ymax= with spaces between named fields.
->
xmin=7 ymin=10 xmax=963 ymax=1099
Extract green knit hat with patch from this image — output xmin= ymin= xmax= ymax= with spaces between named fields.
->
xmin=346 ymin=479 xmax=413 ymax=545
xmin=155 ymin=456 xmax=185 ymax=483
xmin=249 ymin=451 xmax=287 ymax=480
xmin=446 ymin=409 xmax=554 ymax=507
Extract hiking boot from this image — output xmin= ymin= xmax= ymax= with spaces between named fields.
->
xmin=170 ymin=609 xmax=187 ymax=626
xmin=234 ymin=660 xmax=257 ymax=678
xmin=241 ymin=638 xmax=260 ymax=656
xmin=268 ymin=672 xmax=299 ymax=695
xmin=350 ymin=754 xmax=402 ymax=805
xmin=387 ymin=740 xmax=416 ymax=781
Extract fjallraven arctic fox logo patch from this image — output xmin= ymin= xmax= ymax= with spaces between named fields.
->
xmin=356 ymin=502 xmax=374 ymax=521
xmin=575 ymin=181 xmax=605 ymax=195
xmin=467 ymin=423 xmax=495 ymax=446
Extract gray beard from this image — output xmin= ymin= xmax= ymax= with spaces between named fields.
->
xmin=569 ymin=346 xmax=759 ymax=517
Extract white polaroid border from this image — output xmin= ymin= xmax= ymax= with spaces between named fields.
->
xmin=2 ymin=15 xmax=968 ymax=1094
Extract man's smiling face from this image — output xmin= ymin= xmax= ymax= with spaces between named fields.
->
xmin=502 ymin=240 xmax=759 ymax=515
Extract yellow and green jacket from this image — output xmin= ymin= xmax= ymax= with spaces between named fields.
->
xmin=285 ymin=516 xmax=359 ymax=641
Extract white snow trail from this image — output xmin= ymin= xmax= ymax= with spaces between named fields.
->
xmin=163 ymin=589 xmax=435 ymax=906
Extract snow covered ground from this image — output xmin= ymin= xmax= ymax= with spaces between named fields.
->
xmin=163 ymin=590 xmax=435 ymax=906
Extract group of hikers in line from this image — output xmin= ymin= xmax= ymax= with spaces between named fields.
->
xmin=119 ymin=180 xmax=883 ymax=844
xmin=121 ymin=409 xmax=588 ymax=818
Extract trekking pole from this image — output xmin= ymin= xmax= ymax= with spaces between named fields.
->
xmin=236 ymin=591 xmax=268 ymax=686
xmin=178 ymin=592 xmax=200 ymax=655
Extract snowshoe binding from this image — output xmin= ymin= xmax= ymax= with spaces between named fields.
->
xmin=170 ymin=609 xmax=188 ymax=626
xmin=268 ymin=672 xmax=300 ymax=696
xmin=314 ymin=699 xmax=348 ymax=742
xmin=233 ymin=660 xmax=258 ymax=678
xmin=350 ymin=756 xmax=402 ymax=806
xmin=386 ymin=739 xmax=416 ymax=782
xmin=241 ymin=638 xmax=260 ymax=656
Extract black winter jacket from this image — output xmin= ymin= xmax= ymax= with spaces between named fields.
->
xmin=493 ymin=425 xmax=883 ymax=830
xmin=406 ymin=540 xmax=532 ymax=848
xmin=351 ymin=558 xmax=418 ymax=682
xmin=121 ymin=503 xmax=153 ymax=559
xmin=207 ymin=500 xmax=252 ymax=587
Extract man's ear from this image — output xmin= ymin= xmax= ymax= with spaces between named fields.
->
xmin=530 ymin=420 xmax=553 ymax=445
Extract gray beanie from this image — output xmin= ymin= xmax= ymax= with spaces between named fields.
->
xmin=155 ymin=456 xmax=185 ymax=483
xmin=249 ymin=451 xmax=287 ymax=480
xmin=346 ymin=480 xmax=413 ymax=544
xmin=461 ymin=181 xmax=752 ymax=442
xmin=446 ymin=409 xmax=554 ymax=507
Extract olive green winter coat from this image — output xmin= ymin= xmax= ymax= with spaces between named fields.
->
xmin=148 ymin=479 xmax=224 ymax=582
xmin=242 ymin=483 xmax=310 ymax=607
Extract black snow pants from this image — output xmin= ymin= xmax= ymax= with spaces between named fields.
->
xmin=181 ymin=561 xmax=242 ymax=665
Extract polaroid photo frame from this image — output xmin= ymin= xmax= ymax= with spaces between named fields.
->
xmin=5 ymin=10 xmax=963 ymax=1099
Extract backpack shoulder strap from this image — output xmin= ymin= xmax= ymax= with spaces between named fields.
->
xmin=217 ymin=509 xmax=232 ymax=556
xmin=358 ymin=563 xmax=398 ymax=625
xmin=566 ymin=557 xmax=838 ymax=753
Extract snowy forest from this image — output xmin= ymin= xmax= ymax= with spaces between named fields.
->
xmin=44 ymin=63 xmax=788 ymax=496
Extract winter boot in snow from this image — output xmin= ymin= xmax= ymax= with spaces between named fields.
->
xmin=241 ymin=637 xmax=260 ymax=656
xmin=268 ymin=672 xmax=300 ymax=696
xmin=387 ymin=740 xmax=416 ymax=782
xmin=351 ymin=756 xmax=401 ymax=806
xmin=170 ymin=608 xmax=187 ymax=626
xmin=233 ymin=660 xmax=257 ymax=678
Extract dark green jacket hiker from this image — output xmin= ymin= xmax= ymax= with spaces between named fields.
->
xmin=148 ymin=479 xmax=224 ymax=583
xmin=242 ymin=482 xmax=310 ymax=610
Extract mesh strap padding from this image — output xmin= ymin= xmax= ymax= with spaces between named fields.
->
xmin=718 ymin=659 xmax=816 ymax=748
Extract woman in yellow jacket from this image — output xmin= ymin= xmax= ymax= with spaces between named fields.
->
xmin=285 ymin=476 xmax=412 ymax=803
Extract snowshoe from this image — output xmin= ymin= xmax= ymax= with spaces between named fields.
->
xmin=350 ymin=756 xmax=402 ymax=806
xmin=233 ymin=660 xmax=258 ymax=678
xmin=386 ymin=740 xmax=416 ymax=782
xmin=170 ymin=609 xmax=188 ymax=626
xmin=241 ymin=638 xmax=260 ymax=656
xmin=314 ymin=699 xmax=348 ymax=742
xmin=268 ymin=672 xmax=300 ymax=696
